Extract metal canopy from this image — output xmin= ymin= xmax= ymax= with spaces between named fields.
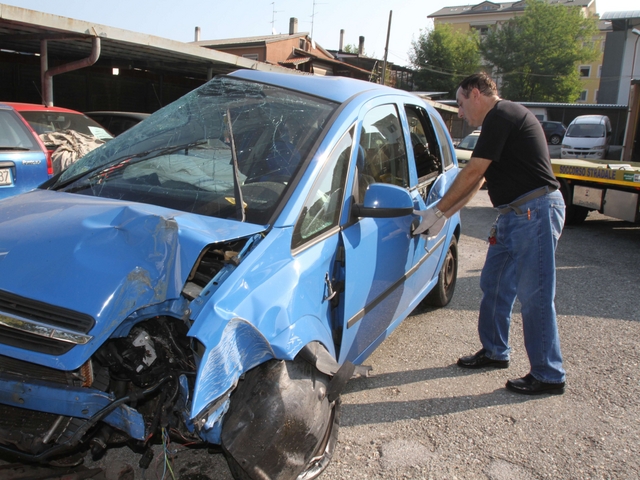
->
xmin=0 ymin=4 xmax=293 ymax=79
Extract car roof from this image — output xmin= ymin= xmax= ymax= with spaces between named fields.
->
xmin=570 ymin=115 xmax=608 ymax=124
xmin=229 ymin=70 xmax=401 ymax=104
xmin=3 ymin=102 xmax=84 ymax=114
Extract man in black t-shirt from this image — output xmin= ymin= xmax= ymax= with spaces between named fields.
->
xmin=414 ymin=73 xmax=566 ymax=395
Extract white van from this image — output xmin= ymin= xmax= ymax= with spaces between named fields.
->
xmin=560 ymin=115 xmax=612 ymax=160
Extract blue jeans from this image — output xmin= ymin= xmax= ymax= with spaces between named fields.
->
xmin=478 ymin=190 xmax=566 ymax=383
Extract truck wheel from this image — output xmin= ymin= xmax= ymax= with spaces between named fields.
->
xmin=422 ymin=236 xmax=458 ymax=308
xmin=559 ymin=181 xmax=589 ymax=225
xmin=222 ymin=357 xmax=340 ymax=480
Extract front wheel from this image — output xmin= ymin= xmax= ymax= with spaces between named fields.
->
xmin=422 ymin=236 xmax=458 ymax=308
xmin=222 ymin=357 xmax=340 ymax=480
xmin=550 ymin=134 xmax=562 ymax=145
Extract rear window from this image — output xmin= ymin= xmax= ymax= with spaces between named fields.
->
xmin=0 ymin=110 xmax=41 ymax=151
xmin=18 ymin=111 xmax=113 ymax=141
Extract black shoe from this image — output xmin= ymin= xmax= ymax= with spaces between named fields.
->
xmin=506 ymin=373 xmax=565 ymax=395
xmin=457 ymin=349 xmax=509 ymax=369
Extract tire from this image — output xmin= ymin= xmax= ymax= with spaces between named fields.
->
xmin=559 ymin=181 xmax=589 ymax=225
xmin=422 ymin=236 xmax=458 ymax=308
xmin=550 ymin=134 xmax=561 ymax=145
xmin=222 ymin=358 xmax=340 ymax=480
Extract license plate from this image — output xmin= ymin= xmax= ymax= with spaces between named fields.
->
xmin=0 ymin=168 xmax=12 ymax=186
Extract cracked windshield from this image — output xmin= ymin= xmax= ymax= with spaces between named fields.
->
xmin=54 ymin=76 xmax=338 ymax=225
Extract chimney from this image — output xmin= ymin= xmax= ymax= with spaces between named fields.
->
xmin=289 ymin=17 xmax=298 ymax=35
xmin=358 ymin=36 xmax=365 ymax=55
xmin=195 ymin=26 xmax=201 ymax=42
xmin=339 ymin=29 xmax=345 ymax=51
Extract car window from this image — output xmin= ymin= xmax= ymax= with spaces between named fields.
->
xmin=458 ymin=134 xmax=478 ymax=150
xmin=405 ymin=105 xmax=442 ymax=180
xmin=358 ymin=104 xmax=408 ymax=189
xmin=18 ymin=111 xmax=113 ymax=141
xmin=566 ymin=124 xmax=605 ymax=138
xmin=56 ymin=76 xmax=338 ymax=226
xmin=429 ymin=114 xmax=454 ymax=169
xmin=0 ymin=110 xmax=41 ymax=150
xmin=292 ymin=127 xmax=353 ymax=249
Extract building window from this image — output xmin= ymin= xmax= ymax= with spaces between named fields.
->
xmin=578 ymin=90 xmax=588 ymax=102
xmin=598 ymin=65 xmax=602 ymax=78
xmin=595 ymin=90 xmax=599 ymax=102
xmin=601 ymin=40 xmax=606 ymax=52
xmin=471 ymin=25 xmax=490 ymax=36
xmin=242 ymin=54 xmax=259 ymax=61
xmin=579 ymin=65 xmax=591 ymax=77
xmin=299 ymin=39 xmax=307 ymax=50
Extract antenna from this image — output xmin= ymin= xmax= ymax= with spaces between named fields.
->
xmin=271 ymin=2 xmax=282 ymax=34
xmin=310 ymin=0 xmax=327 ymax=39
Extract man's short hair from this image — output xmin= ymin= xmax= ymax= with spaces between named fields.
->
xmin=458 ymin=73 xmax=498 ymax=98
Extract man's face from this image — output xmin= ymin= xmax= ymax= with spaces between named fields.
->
xmin=456 ymin=87 xmax=481 ymax=129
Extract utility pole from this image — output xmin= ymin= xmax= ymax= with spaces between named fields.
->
xmin=381 ymin=10 xmax=392 ymax=86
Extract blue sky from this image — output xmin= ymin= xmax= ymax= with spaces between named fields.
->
xmin=4 ymin=0 xmax=639 ymax=66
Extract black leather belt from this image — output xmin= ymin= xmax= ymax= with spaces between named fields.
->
xmin=497 ymin=186 xmax=557 ymax=215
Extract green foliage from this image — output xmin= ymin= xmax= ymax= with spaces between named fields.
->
xmin=410 ymin=24 xmax=482 ymax=97
xmin=480 ymin=0 xmax=599 ymax=102
xmin=343 ymin=44 xmax=360 ymax=54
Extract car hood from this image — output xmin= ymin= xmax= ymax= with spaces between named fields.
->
xmin=0 ymin=190 xmax=266 ymax=346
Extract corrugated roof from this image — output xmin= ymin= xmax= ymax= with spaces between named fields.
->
xmin=437 ymin=100 xmax=628 ymax=108
xmin=601 ymin=11 xmax=640 ymax=20
xmin=0 ymin=3 xmax=293 ymax=80
xmin=429 ymin=0 xmax=593 ymax=18
xmin=192 ymin=33 xmax=309 ymax=48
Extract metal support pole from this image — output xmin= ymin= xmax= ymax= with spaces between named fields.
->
xmin=381 ymin=11 xmax=392 ymax=86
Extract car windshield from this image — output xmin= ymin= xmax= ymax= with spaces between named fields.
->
xmin=457 ymin=134 xmax=478 ymax=150
xmin=52 ymin=76 xmax=338 ymax=225
xmin=566 ymin=124 xmax=605 ymax=138
xmin=18 ymin=111 xmax=113 ymax=141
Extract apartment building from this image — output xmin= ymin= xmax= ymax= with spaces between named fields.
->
xmin=428 ymin=0 xmax=604 ymax=103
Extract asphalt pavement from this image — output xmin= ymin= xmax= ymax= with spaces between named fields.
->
xmin=4 ymin=189 xmax=639 ymax=480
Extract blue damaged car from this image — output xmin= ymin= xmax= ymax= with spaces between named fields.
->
xmin=0 ymin=70 xmax=460 ymax=479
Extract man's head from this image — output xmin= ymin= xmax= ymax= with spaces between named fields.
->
xmin=456 ymin=73 xmax=500 ymax=129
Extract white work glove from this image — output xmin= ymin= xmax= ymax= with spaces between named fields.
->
xmin=413 ymin=206 xmax=446 ymax=237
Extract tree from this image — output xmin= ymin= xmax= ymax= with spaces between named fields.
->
xmin=480 ymin=0 xmax=598 ymax=102
xmin=343 ymin=44 xmax=361 ymax=55
xmin=410 ymin=24 xmax=481 ymax=97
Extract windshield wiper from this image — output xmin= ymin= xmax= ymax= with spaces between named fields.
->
xmin=226 ymin=109 xmax=246 ymax=222
xmin=0 ymin=147 xmax=30 ymax=151
xmin=54 ymin=140 xmax=208 ymax=191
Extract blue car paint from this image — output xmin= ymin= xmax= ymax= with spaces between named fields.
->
xmin=0 ymin=71 xmax=461 ymax=465
xmin=0 ymin=189 xmax=266 ymax=370
xmin=0 ymin=373 xmax=145 ymax=440
xmin=0 ymin=104 xmax=52 ymax=200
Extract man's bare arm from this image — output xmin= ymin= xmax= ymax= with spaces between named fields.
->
xmin=437 ymin=156 xmax=491 ymax=217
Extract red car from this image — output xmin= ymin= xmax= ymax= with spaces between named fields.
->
xmin=4 ymin=102 xmax=114 ymax=173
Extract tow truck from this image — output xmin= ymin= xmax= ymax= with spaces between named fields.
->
xmin=547 ymin=74 xmax=640 ymax=225
xmin=551 ymin=157 xmax=640 ymax=224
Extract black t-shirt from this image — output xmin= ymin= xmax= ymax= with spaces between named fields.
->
xmin=472 ymin=100 xmax=560 ymax=206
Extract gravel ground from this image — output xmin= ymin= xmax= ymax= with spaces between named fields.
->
xmin=4 ymin=189 xmax=639 ymax=480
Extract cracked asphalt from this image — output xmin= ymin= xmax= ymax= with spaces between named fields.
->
xmin=7 ymin=189 xmax=639 ymax=480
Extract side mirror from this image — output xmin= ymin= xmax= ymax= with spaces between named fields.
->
xmin=352 ymin=183 xmax=413 ymax=219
